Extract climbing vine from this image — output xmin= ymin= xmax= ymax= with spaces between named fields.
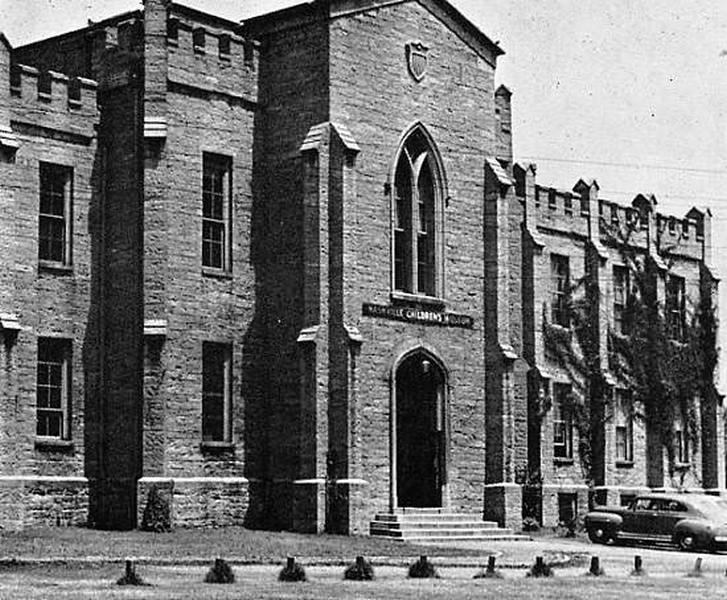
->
xmin=543 ymin=221 xmax=719 ymax=486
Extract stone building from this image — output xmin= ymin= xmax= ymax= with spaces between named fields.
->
xmin=0 ymin=0 xmax=722 ymax=533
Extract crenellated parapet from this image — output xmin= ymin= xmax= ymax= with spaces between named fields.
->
xmin=9 ymin=63 xmax=99 ymax=140
xmin=165 ymin=3 xmax=258 ymax=103
xmin=656 ymin=207 xmax=711 ymax=264
xmin=520 ymin=177 xmax=712 ymax=267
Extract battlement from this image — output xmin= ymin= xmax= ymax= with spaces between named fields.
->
xmin=165 ymin=3 xmax=258 ymax=102
xmin=530 ymin=182 xmax=709 ymax=263
xmin=167 ymin=3 xmax=257 ymax=65
xmin=10 ymin=64 xmax=97 ymax=108
xmin=86 ymin=18 xmax=145 ymax=56
xmin=533 ymin=184 xmax=590 ymax=239
xmin=9 ymin=63 xmax=99 ymax=138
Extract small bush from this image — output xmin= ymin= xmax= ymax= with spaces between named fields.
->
xmin=344 ymin=556 xmax=374 ymax=581
xmin=556 ymin=517 xmax=578 ymax=538
xmin=522 ymin=517 xmax=540 ymax=532
xmin=205 ymin=558 xmax=235 ymax=584
xmin=279 ymin=557 xmax=307 ymax=582
xmin=140 ymin=485 xmax=172 ymax=533
xmin=408 ymin=556 xmax=438 ymax=579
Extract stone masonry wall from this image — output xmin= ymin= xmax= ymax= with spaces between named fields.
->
xmin=250 ymin=14 xmax=330 ymax=530
xmin=328 ymin=1 xmax=496 ymax=522
xmin=0 ymin=40 xmax=99 ymax=529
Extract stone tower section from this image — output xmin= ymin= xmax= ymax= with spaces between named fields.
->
xmin=0 ymin=32 xmax=100 ymax=527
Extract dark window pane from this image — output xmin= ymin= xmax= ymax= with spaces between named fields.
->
xmin=39 ymin=163 xmax=70 ymax=265
xmin=202 ymin=155 xmax=231 ymax=271
xmin=416 ymin=162 xmax=436 ymax=296
xmin=36 ymin=339 xmax=68 ymax=439
xmin=202 ymin=343 xmax=229 ymax=442
xmin=202 ymin=394 xmax=224 ymax=441
xmin=393 ymin=156 xmax=413 ymax=293
xmin=551 ymin=255 xmax=570 ymax=326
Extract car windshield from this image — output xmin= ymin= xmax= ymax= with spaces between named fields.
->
xmin=687 ymin=497 xmax=727 ymax=520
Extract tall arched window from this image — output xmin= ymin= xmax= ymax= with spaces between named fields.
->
xmin=392 ymin=126 xmax=445 ymax=298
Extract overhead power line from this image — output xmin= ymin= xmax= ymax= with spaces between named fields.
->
xmin=518 ymin=155 xmax=727 ymax=176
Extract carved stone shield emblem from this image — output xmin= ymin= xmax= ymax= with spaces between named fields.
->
xmin=405 ymin=41 xmax=429 ymax=82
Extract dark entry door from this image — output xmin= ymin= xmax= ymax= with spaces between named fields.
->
xmin=396 ymin=354 xmax=444 ymax=507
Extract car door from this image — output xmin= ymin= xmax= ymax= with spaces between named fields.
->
xmin=621 ymin=497 xmax=656 ymax=538
xmin=654 ymin=499 xmax=688 ymax=538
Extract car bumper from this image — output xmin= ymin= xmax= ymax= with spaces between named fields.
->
xmin=709 ymin=536 xmax=727 ymax=551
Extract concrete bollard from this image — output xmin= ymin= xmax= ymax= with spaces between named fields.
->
xmin=588 ymin=556 xmax=603 ymax=576
xmin=116 ymin=556 xmax=146 ymax=586
xmin=686 ymin=557 xmax=703 ymax=578
xmin=527 ymin=555 xmax=552 ymax=578
xmin=125 ymin=558 xmax=136 ymax=580
xmin=631 ymin=555 xmax=645 ymax=576
xmin=487 ymin=556 xmax=497 ymax=575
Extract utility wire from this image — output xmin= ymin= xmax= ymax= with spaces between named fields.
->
xmin=518 ymin=155 xmax=727 ymax=176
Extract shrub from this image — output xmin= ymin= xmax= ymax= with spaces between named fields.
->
xmin=408 ymin=556 xmax=438 ymax=579
xmin=279 ymin=557 xmax=307 ymax=582
xmin=140 ymin=485 xmax=172 ymax=533
xmin=204 ymin=557 xmax=235 ymax=584
xmin=522 ymin=517 xmax=540 ymax=532
xmin=556 ymin=517 xmax=579 ymax=538
xmin=344 ymin=556 xmax=374 ymax=581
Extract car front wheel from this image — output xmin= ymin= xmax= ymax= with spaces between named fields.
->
xmin=676 ymin=532 xmax=698 ymax=551
xmin=588 ymin=526 xmax=611 ymax=544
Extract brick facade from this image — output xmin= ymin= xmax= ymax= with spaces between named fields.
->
xmin=0 ymin=0 xmax=722 ymax=532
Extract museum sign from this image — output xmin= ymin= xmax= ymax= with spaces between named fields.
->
xmin=362 ymin=303 xmax=474 ymax=329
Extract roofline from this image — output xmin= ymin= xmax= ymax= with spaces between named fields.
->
xmin=14 ymin=9 xmax=142 ymax=52
xmin=170 ymin=2 xmax=245 ymax=34
xmin=245 ymin=0 xmax=504 ymax=58
xmin=423 ymin=0 xmax=503 ymax=57
xmin=243 ymin=1 xmax=320 ymax=32
xmin=0 ymin=32 xmax=12 ymax=51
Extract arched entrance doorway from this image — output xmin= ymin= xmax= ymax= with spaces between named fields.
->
xmin=394 ymin=351 xmax=447 ymax=508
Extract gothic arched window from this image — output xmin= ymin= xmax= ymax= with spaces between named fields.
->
xmin=392 ymin=126 xmax=445 ymax=298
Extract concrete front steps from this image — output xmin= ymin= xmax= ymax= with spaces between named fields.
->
xmin=369 ymin=507 xmax=530 ymax=543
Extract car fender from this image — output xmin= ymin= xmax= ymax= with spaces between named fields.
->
xmin=585 ymin=511 xmax=622 ymax=531
xmin=673 ymin=519 xmax=712 ymax=545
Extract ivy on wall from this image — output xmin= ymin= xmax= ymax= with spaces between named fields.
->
xmin=543 ymin=222 xmax=719 ymax=486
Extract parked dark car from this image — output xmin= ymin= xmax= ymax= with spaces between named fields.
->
xmin=585 ymin=493 xmax=727 ymax=551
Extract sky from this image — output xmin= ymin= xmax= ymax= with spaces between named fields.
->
xmin=2 ymin=0 xmax=727 ymax=379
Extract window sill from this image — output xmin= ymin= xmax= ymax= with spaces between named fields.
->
xmin=553 ymin=457 xmax=574 ymax=466
xmin=615 ymin=460 xmax=634 ymax=469
xmin=200 ymin=441 xmax=235 ymax=453
xmin=202 ymin=268 xmax=233 ymax=280
xmin=390 ymin=291 xmax=445 ymax=308
xmin=674 ymin=462 xmax=691 ymax=471
xmin=38 ymin=262 xmax=73 ymax=275
xmin=35 ymin=438 xmax=74 ymax=452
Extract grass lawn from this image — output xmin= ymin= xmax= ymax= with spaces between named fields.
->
xmin=0 ymin=526 xmax=493 ymax=562
xmin=0 ymin=564 xmax=723 ymax=599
